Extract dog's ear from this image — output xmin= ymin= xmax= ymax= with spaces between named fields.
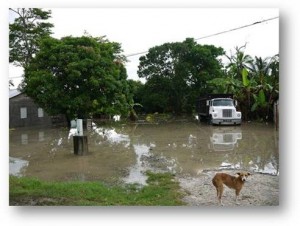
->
xmin=237 ymin=172 xmax=241 ymax=176
xmin=247 ymin=172 xmax=251 ymax=176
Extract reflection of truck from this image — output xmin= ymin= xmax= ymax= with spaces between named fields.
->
xmin=208 ymin=127 xmax=242 ymax=151
xmin=196 ymin=94 xmax=242 ymax=125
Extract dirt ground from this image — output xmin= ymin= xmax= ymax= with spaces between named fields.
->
xmin=178 ymin=170 xmax=279 ymax=206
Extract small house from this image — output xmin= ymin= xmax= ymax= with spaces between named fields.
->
xmin=9 ymin=89 xmax=52 ymax=128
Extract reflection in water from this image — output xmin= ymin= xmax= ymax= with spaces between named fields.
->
xmin=9 ymin=157 xmax=29 ymax=177
xmin=205 ymin=126 xmax=278 ymax=175
xmin=21 ymin=134 xmax=28 ymax=145
xmin=123 ymin=144 xmax=150 ymax=185
xmin=38 ymin=131 xmax=45 ymax=142
xmin=92 ymin=124 xmax=130 ymax=146
xmin=219 ymin=159 xmax=278 ymax=175
xmin=209 ymin=127 xmax=242 ymax=151
xmin=249 ymin=159 xmax=278 ymax=175
xmin=9 ymin=122 xmax=279 ymax=184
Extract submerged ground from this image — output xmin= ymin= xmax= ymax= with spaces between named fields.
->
xmin=9 ymin=120 xmax=279 ymax=206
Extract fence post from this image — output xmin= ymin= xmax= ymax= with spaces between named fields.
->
xmin=73 ymin=119 xmax=88 ymax=155
xmin=73 ymin=135 xmax=88 ymax=155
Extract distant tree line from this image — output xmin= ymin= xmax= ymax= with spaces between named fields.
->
xmin=10 ymin=8 xmax=279 ymax=123
xmin=135 ymin=41 xmax=279 ymax=122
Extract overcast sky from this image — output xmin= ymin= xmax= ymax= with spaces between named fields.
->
xmin=9 ymin=8 xmax=279 ymax=86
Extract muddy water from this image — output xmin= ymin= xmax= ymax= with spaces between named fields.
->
xmin=9 ymin=121 xmax=279 ymax=185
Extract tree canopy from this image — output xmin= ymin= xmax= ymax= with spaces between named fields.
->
xmin=9 ymin=8 xmax=54 ymax=68
xmin=22 ymin=35 xmax=133 ymax=122
xmin=137 ymin=38 xmax=224 ymax=114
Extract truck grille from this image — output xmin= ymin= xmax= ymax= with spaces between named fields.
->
xmin=222 ymin=109 xmax=232 ymax=118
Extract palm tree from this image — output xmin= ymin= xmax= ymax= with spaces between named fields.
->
xmin=225 ymin=45 xmax=253 ymax=80
xmin=248 ymin=54 xmax=279 ymax=120
xmin=225 ymin=45 xmax=254 ymax=120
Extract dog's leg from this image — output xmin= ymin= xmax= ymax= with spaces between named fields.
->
xmin=218 ymin=185 xmax=224 ymax=206
xmin=215 ymin=187 xmax=220 ymax=205
xmin=235 ymin=195 xmax=239 ymax=205
xmin=220 ymin=199 xmax=224 ymax=206
xmin=235 ymin=189 xmax=241 ymax=205
xmin=213 ymin=180 xmax=222 ymax=205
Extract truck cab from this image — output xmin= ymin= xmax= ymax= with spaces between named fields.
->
xmin=197 ymin=94 xmax=242 ymax=125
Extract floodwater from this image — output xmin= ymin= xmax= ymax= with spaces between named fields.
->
xmin=9 ymin=121 xmax=279 ymax=185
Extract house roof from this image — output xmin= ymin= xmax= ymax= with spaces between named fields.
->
xmin=9 ymin=89 xmax=22 ymax=99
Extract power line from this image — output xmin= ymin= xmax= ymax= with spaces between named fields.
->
xmin=9 ymin=16 xmax=278 ymax=79
xmin=126 ymin=51 xmax=148 ymax=57
xmin=125 ymin=16 xmax=279 ymax=58
xmin=195 ymin=16 xmax=278 ymax=41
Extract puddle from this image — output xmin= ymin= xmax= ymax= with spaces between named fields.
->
xmin=9 ymin=157 xmax=29 ymax=177
xmin=9 ymin=121 xmax=279 ymax=185
xmin=122 ymin=144 xmax=150 ymax=185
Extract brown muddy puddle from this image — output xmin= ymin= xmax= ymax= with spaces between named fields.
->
xmin=9 ymin=121 xmax=279 ymax=185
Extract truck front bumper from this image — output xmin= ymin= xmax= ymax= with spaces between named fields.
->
xmin=211 ymin=118 xmax=242 ymax=125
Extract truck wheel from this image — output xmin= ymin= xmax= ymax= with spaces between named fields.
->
xmin=198 ymin=114 xmax=204 ymax=122
xmin=208 ymin=115 xmax=213 ymax=125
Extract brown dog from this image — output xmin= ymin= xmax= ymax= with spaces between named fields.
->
xmin=212 ymin=172 xmax=251 ymax=205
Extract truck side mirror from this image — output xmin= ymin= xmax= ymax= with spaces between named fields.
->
xmin=234 ymin=100 xmax=238 ymax=107
xmin=206 ymin=100 xmax=210 ymax=106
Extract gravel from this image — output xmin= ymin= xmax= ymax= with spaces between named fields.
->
xmin=178 ymin=170 xmax=279 ymax=206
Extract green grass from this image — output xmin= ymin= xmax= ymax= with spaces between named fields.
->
xmin=9 ymin=171 xmax=186 ymax=206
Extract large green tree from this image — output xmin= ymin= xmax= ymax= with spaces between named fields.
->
xmin=9 ymin=8 xmax=54 ymax=69
xmin=138 ymin=38 xmax=224 ymax=114
xmin=22 ymin=35 xmax=132 ymax=123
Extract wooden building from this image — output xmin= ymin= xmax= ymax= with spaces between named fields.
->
xmin=9 ymin=89 xmax=52 ymax=128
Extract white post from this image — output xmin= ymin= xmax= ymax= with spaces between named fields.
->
xmin=76 ymin=119 xmax=83 ymax=136
xmin=73 ymin=119 xmax=88 ymax=155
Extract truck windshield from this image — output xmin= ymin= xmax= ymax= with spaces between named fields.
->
xmin=213 ymin=99 xmax=234 ymax=106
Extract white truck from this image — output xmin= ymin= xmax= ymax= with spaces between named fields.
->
xmin=196 ymin=94 xmax=242 ymax=125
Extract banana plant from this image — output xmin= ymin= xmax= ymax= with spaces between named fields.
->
xmin=248 ymin=55 xmax=279 ymax=120
xmin=251 ymin=89 xmax=267 ymax=112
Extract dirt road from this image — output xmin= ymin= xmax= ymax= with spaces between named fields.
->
xmin=178 ymin=170 xmax=279 ymax=206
